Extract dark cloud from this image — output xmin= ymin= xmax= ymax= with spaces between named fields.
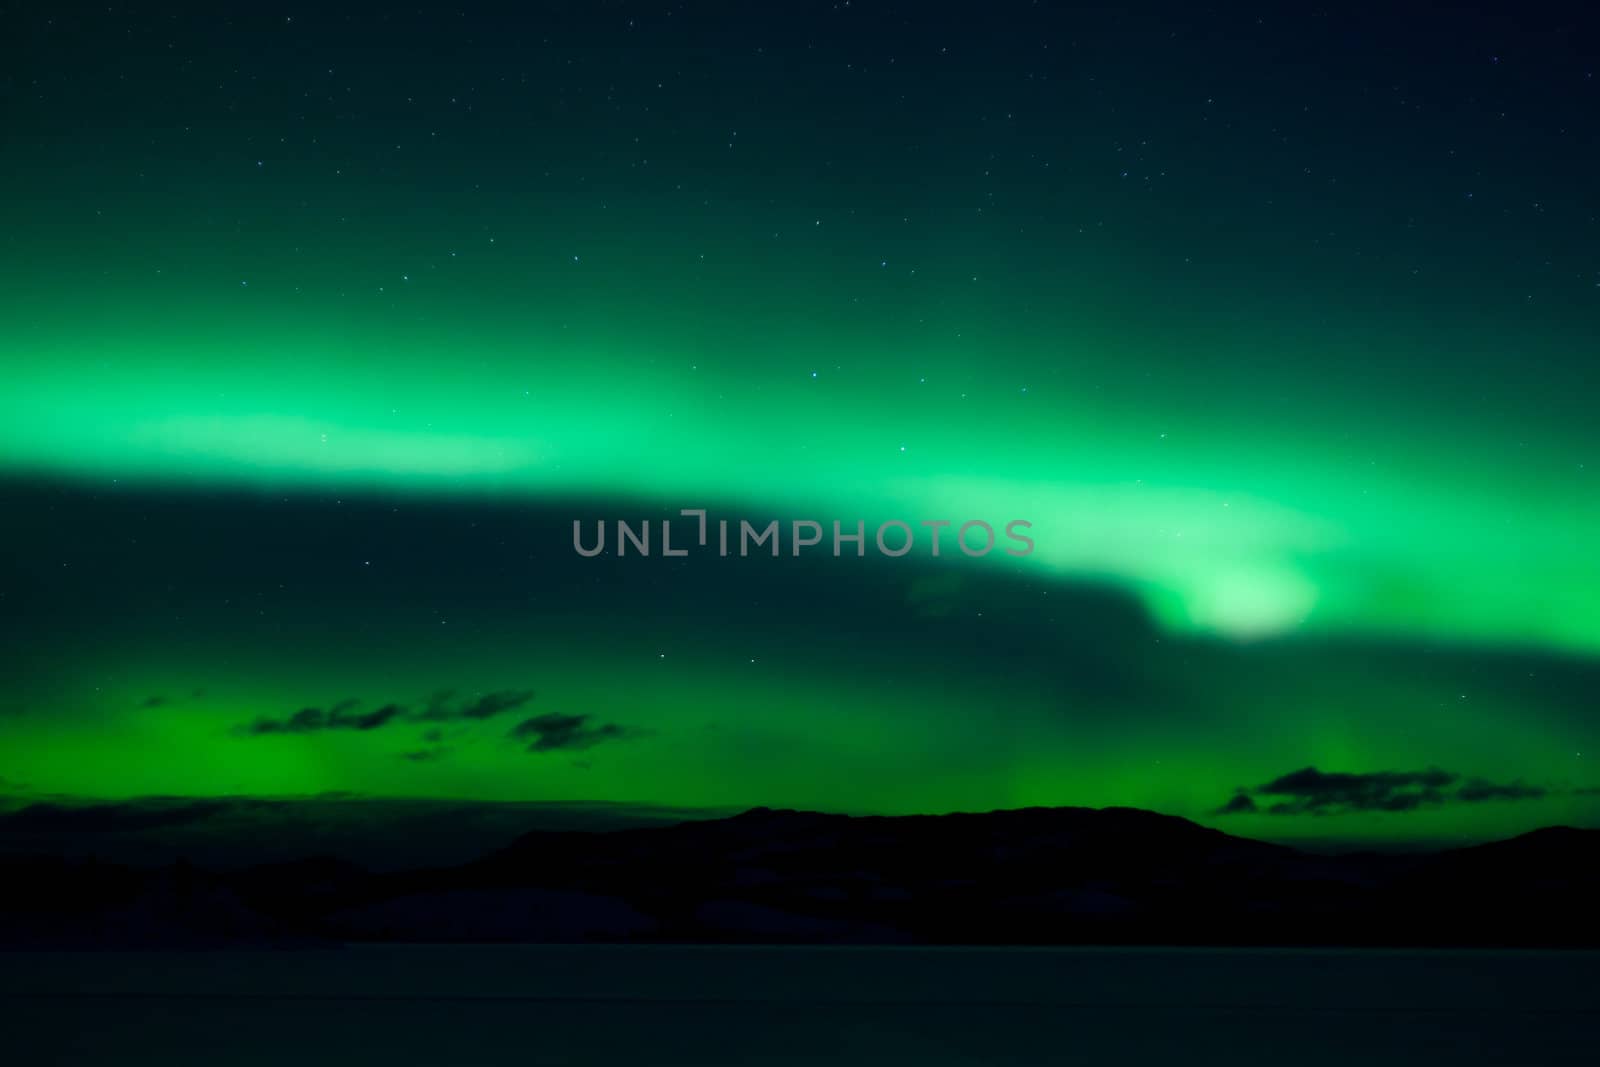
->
xmin=1272 ymin=766 xmax=1455 ymax=814
xmin=1214 ymin=791 xmax=1258 ymax=815
xmin=340 ymin=703 xmax=406 ymax=731
xmin=1217 ymin=766 xmax=1553 ymax=816
xmin=244 ymin=701 xmax=402 ymax=734
xmin=243 ymin=690 xmax=534 ymax=736
xmin=245 ymin=707 xmax=330 ymax=735
xmin=138 ymin=695 xmax=167 ymax=709
xmin=508 ymin=713 xmax=629 ymax=753
xmin=1457 ymin=778 xmax=1546 ymax=803
xmin=458 ymin=689 xmax=535 ymax=720
xmin=400 ymin=748 xmax=449 ymax=763
xmin=415 ymin=688 xmax=533 ymax=722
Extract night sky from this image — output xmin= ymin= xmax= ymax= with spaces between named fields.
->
xmin=2 ymin=2 xmax=1598 ymax=855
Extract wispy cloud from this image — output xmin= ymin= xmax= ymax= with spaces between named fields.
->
xmin=240 ymin=689 xmax=534 ymax=736
xmin=1216 ymin=766 xmax=1549 ymax=816
xmin=508 ymin=713 xmax=630 ymax=753
xmin=244 ymin=701 xmax=405 ymax=734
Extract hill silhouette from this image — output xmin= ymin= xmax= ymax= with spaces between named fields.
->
xmin=1 ymin=806 xmax=1594 ymax=947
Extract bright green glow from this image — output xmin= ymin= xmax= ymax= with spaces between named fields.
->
xmin=5 ymin=48 xmax=1599 ymax=854
xmin=5 ymin=296 xmax=1597 ymax=651
xmin=3 ymin=626 xmax=1591 ymax=847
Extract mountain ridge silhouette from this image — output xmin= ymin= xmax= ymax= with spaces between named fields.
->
xmin=2 ymin=805 xmax=1594 ymax=948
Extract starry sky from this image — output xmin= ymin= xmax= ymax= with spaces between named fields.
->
xmin=2 ymin=2 xmax=1598 ymax=854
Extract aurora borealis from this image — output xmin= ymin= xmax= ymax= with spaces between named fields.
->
xmin=3 ymin=2 xmax=1598 ymax=854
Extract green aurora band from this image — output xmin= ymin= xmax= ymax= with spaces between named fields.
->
xmin=2 ymin=4 xmax=1597 ymax=849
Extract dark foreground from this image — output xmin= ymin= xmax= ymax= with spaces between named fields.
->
xmin=2 ymin=945 xmax=1596 ymax=1065
xmin=5 ymin=806 xmax=1598 ymax=948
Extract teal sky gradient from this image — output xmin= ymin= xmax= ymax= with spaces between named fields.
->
xmin=2 ymin=3 xmax=1597 ymax=846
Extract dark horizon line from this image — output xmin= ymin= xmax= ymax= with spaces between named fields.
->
xmin=2 ymin=792 xmax=1592 ymax=862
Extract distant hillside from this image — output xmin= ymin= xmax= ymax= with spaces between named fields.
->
xmin=1 ymin=806 xmax=1595 ymax=947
